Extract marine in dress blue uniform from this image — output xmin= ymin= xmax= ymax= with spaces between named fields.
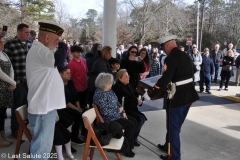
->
xmin=148 ymin=35 xmax=199 ymax=160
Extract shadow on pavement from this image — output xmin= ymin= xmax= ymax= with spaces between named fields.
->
xmin=181 ymin=119 xmax=240 ymax=160
xmin=139 ymin=94 xmax=236 ymax=112
xmin=223 ymin=126 xmax=240 ymax=132
xmin=141 ymin=110 xmax=240 ymax=160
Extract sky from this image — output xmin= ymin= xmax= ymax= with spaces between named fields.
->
xmin=61 ymin=0 xmax=195 ymax=18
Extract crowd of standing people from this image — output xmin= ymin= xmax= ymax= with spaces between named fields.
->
xmin=187 ymin=43 xmax=239 ymax=93
xmin=0 ymin=20 xmax=240 ymax=160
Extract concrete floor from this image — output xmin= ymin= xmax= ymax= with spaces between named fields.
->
xmin=0 ymin=85 xmax=240 ymax=160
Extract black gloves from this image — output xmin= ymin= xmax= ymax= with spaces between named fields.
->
xmin=147 ymin=85 xmax=164 ymax=100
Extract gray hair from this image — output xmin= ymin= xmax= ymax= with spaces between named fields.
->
xmin=95 ymin=73 xmax=113 ymax=90
xmin=215 ymin=44 xmax=220 ymax=48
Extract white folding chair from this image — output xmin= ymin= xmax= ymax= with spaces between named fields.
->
xmin=82 ymin=108 xmax=123 ymax=160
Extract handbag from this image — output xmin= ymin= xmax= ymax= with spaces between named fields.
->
xmin=222 ymin=65 xmax=232 ymax=71
xmin=93 ymin=123 xmax=112 ymax=146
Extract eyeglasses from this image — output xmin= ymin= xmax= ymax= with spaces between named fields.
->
xmin=130 ymin=51 xmax=137 ymax=54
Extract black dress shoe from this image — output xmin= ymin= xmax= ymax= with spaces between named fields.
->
xmin=11 ymin=130 xmax=18 ymax=138
xmin=159 ymin=154 xmax=168 ymax=160
xmin=124 ymin=150 xmax=135 ymax=158
xmin=157 ymin=144 xmax=168 ymax=153
xmin=134 ymin=141 xmax=140 ymax=147
xmin=71 ymin=137 xmax=85 ymax=145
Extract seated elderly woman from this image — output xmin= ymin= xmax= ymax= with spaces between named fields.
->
xmin=93 ymin=73 xmax=136 ymax=158
xmin=112 ymin=69 xmax=147 ymax=146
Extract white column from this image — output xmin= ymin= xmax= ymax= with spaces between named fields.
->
xmin=103 ymin=0 xmax=117 ymax=58
xmin=196 ymin=0 xmax=200 ymax=49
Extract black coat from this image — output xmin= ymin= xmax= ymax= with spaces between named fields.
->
xmin=155 ymin=47 xmax=199 ymax=109
xmin=122 ymin=51 xmax=128 ymax=60
xmin=235 ymin=55 xmax=240 ymax=69
xmin=116 ymin=52 xmax=121 ymax=61
xmin=112 ymin=81 xmax=147 ymax=122
xmin=54 ymin=42 xmax=67 ymax=67
xmin=120 ymin=58 xmax=145 ymax=89
xmin=220 ymin=56 xmax=234 ymax=77
xmin=64 ymin=80 xmax=79 ymax=105
xmin=87 ymin=56 xmax=112 ymax=92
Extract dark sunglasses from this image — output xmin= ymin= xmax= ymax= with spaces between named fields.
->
xmin=130 ymin=51 xmax=137 ymax=54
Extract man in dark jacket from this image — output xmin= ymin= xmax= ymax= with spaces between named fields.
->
xmin=3 ymin=23 xmax=31 ymax=137
xmin=210 ymin=44 xmax=223 ymax=83
xmin=235 ymin=55 xmax=240 ymax=86
xmin=54 ymin=42 xmax=67 ymax=67
xmin=199 ymin=50 xmax=214 ymax=94
xmin=148 ymin=35 xmax=199 ymax=160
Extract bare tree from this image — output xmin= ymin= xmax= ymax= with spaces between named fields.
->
xmin=54 ymin=0 xmax=85 ymax=42
xmin=123 ymin=0 xmax=168 ymax=44
xmin=224 ymin=0 xmax=240 ymax=48
xmin=0 ymin=0 xmax=21 ymax=39
xmin=116 ymin=3 xmax=134 ymax=44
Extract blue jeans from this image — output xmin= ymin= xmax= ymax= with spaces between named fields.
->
xmin=166 ymin=105 xmax=191 ymax=160
xmin=214 ymin=64 xmax=220 ymax=82
xmin=135 ymin=113 xmax=146 ymax=142
xmin=199 ymin=73 xmax=211 ymax=91
xmin=28 ymin=110 xmax=57 ymax=160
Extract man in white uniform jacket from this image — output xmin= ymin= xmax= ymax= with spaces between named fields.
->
xmin=26 ymin=20 xmax=65 ymax=160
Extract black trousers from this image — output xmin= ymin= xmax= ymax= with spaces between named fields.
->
xmin=78 ymin=89 xmax=87 ymax=109
xmin=0 ymin=108 xmax=7 ymax=131
xmin=220 ymin=75 xmax=231 ymax=89
xmin=86 ymin=91 xmax=94 ymax=108
xmin=11 ymin=82 xmax=28 ymax=131
xmin=127 ymin=112 xmax=146 ymax=141
xmin=58 ymin=108 xmax=83 ymax=139
xmin=115 ymin=116 xmax=136 ymax=149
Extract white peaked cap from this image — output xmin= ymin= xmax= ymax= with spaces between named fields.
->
xmin=155 ymin=35 xmax=178 ymax=44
